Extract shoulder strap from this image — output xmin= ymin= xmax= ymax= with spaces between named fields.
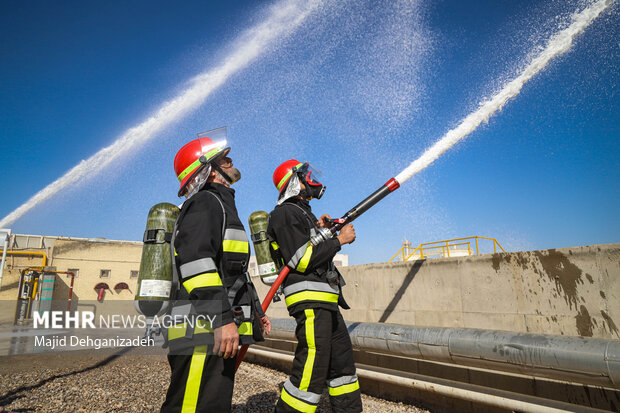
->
xmin=205 ymin=191 xmax=226 ymax=240
xmin=170 ymin=212 xmax=183 ymax=299
xmin=279 ymin=202 xmax=315 ymax=228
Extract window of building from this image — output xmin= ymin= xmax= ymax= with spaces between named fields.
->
xmin=67 ymin=268 xmax=79 ymax=278
xmin=100 ymin=269 xmax=111 ymax=278
xmin=130 ymin=270 xmax=139 ymax=279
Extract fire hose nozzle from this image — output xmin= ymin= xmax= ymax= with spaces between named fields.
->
xmin=310 ymin=227 xmax=333 ymax=246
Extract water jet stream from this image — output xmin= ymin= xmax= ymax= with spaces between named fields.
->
xmin=241 ymin=0 xmax=613 ymax=371
xmin=0 ymin=0 xmax=321 ymax=228
xmin=394 ymin=0 xmax=613 ymax=185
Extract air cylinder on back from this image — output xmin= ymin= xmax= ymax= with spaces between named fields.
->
xmin=134 ymin=202 xmax=180 ymax=318
xmin=248 ymin=211 xmax=279 ymax=285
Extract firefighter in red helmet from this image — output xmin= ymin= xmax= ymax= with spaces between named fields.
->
xmin=161 ymin=128 xmax=271 ymax=413
xmin=268 ymin=159 xmax=362 ymax=413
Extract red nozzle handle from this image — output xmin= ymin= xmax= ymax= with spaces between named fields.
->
xmin=385 ymin=177 xmax=400 ymax=192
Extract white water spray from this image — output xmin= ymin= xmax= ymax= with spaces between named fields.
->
xmin=394 ymin=0 xmax=613 ymax=185
xmin=0 ymin=0 xmax=321 ymax=228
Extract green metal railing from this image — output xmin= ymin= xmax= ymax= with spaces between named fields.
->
xmin=388 ymin=236 xmax=506 ymax=262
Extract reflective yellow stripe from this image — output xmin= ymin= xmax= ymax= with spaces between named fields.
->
xmin=238 ymin=322 xmax=253 ymax=336
xmin=181 ymin=345 xmax=207 ymax=413
xmin=178 ymin=158 xmax=202 ymax=182
xmin=168 ymin=324 xmax=187 ymax=341
xmin=296 ymin=244 xmax=313 ymax=272
xmin=328 ymin=380 xmax=360 ymax=396
xmin=222 ymin=240 xmax=249 ymax=254
xmin=168 ymin=319 xmax=214 ymax=341
xmin=271 ymin=242 xmax=279 ymax=250
xmin=276 ymin=163 xmax=303 ymax=190
xmin=280 ymin=387 xmax=317 ymax=413
xmin=169 ymin=320 xmax=249 ymax=341
xmin=194 ymin=319 xmax=214 ymax=334
xmin=300 ymin=309 xmax=316 ymax=391
xmin=183 ymin=272 xmax=222 ymax=294
xmin=285 ymin=291 xmax=339 ymax=307
xmin=177 ymin=147 xmax=221 ymax=182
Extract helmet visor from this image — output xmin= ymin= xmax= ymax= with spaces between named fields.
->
xmin=296 ymin=162 xmax=323 ymax=187
xmin=197 ymin=126 xmax=230 ymax=163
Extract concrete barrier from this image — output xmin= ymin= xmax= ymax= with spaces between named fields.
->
xmin=254 ymin=243 xmax=620 ymax=339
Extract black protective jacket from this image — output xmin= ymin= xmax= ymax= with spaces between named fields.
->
xmin=267 ymin=197 xmax=348 ymax=315
xmin=166 ymin=183 xmax=264 ymax=353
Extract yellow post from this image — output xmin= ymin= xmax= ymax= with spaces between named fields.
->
xmin=31 ymin=276 xmax=38 ymax=299
xmin=475 ymin=237 xmax=479 ymax=255
xmin=495 ymin=239 xmax=506 ymax=253
xmin=446 ymin=241 xmax=450 ymax=257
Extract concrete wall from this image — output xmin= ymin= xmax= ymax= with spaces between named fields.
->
xmin=254 ymin=243 xmax=620 ymax=339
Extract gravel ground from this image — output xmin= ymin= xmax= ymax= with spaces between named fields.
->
xmin=0 ymin=348 xmax=431 ymax=412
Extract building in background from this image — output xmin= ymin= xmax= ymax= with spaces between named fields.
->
xmin=0 ymin=233 xmax=141 ymax=325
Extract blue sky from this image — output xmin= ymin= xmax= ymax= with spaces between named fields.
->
xmin=1 ymin=0 xmax=618 ymax=265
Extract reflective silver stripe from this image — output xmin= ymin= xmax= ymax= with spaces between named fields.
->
xmin=287 ymin=243 xmax=309 ymax=268
xmin=283 ymin=281 xmax=339 ymax=296
xmin=224 ymin=228 xmax=248 ymax=242
xmin=327 ymin=374 xmax=358 ymax=388
xmin=171 ymin=304 xmax=192 ymax=317
xmin=283 ymin=379 xmax=321 ymax=404
xmin=179 ymin=258 xmax=217 ymax=279
xmin=240 ymin=305 xmax=251 ymax=319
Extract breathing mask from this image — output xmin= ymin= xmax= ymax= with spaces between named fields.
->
xmin=297 ymin=163 xmax=325 ymax=200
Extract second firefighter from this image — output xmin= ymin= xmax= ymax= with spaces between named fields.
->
xmin=268 ymin=159 xmax=363 ymax=413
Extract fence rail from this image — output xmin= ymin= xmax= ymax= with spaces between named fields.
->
xmin=389 ymin=236 xmax=505 ymax=262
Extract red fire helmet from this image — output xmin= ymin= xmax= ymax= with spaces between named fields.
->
xmin=174 ymin=136 xmax=230 ymax=196
xmin=273 ymin=159 xmax=304 ymax=194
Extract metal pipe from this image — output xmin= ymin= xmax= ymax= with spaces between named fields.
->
xmin=245 ymin=346 xmax=606 ymax=413
xmin=0 ymin=230 xmax=11 ymax=289
xmin=267 ymin=318 xmax=620 ymax=389
xmin=68 ymin=271 xmax=75 ymax=311
xmin=0 ymin=250 xmax=48 ymax=267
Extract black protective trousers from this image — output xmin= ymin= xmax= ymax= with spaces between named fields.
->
xmin=161 ymin=346 xmax=236 ymax=413
xmin=276 ymin=308 xmax=362 ymax=413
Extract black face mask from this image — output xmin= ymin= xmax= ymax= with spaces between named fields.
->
xmin=299 ymin=171 xmax=325 ymax=199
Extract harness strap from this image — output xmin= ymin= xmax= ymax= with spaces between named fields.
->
xmin=280 ymin=202 xmax=315 ymax=227
xmin=278 ymin=202 xmax=346 ymax=288
xmin=143 ymin=228 xmax=173 ymax=244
